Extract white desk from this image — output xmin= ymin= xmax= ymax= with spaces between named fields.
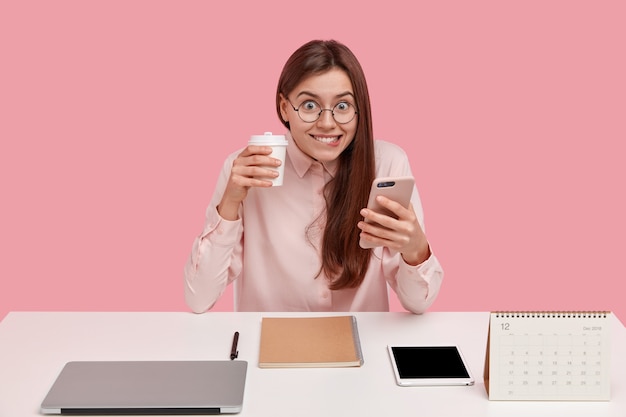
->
xmin=0 ymin=311 xmax=624 ymax=416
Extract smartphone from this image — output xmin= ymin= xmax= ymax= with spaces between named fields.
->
xmin=387 ymin=345 xmax=475 ymax=387
xmin=359 ymin=176 xmax=414 ymax=249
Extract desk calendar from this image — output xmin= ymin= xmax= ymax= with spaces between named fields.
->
xmin=484 ymin=311 xmax=611 ymax=401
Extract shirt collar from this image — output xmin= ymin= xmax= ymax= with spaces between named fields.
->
xmin=286 ymin=131 xmax=338 ymax=178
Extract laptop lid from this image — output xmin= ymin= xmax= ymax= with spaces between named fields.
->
xmin=41 ymin=360 xmax=247 ymax=415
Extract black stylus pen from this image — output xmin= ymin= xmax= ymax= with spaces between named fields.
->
xmin=230 ymin=331 xmax=239 ymax=360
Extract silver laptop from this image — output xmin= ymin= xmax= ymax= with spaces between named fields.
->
xmin=41 ymin=360 xmax=248 ymax=415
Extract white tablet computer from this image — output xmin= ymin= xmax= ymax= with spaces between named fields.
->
xmin=387 ymin=345 xmax=475 ymax=386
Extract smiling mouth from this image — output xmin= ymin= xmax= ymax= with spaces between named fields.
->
xmin=312 ymin=135 xmax=340 ymax=144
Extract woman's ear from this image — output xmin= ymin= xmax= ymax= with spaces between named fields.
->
xmin=278 ymin=93 xmax=289 ymax=123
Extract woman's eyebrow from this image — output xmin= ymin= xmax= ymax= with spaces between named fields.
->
xmin=295 ymin=90 xmax=355 ymax=100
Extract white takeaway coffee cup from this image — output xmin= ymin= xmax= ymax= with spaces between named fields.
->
xmin=248 ymin=132 xmax=288 ymax=186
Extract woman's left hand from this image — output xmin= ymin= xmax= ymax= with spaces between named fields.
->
xmin=357 ymin=196 xmax=431 ymax=266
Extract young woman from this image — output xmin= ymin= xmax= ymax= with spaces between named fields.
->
xmin=184 ymin=40 xmax=443 ymax=313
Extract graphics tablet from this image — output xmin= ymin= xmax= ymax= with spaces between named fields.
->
xmin=388 ymin=345 xmax=475 ymax=386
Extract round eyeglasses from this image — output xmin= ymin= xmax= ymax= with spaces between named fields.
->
xmin=287 ymin=98 xmax=358 ymax=124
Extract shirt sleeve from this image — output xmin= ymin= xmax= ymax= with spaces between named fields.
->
xmin=184 ymin=152 xmax=244 ymax=313
xmin=390 ymin=252 xmax=444 ymax=314
xmin=374 ymin=140 xmax=444 ymax=314
xmin=388 ymin=186 xmax=444 ymax=314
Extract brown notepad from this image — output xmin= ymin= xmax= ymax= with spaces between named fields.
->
xmin=258 ymin=316 xmax=364 ymax=368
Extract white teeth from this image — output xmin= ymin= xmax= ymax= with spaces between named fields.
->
xmin=313 ymin=136 xmax=339 ymax=143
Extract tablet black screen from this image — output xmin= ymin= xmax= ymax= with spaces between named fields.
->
xmin=391 ymin=346 xmax=470 ymax=379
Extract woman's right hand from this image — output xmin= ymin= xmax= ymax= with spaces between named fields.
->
xmin=217 ymin=145 xmax=282 ymax=220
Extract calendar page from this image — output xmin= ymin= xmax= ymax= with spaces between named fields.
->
xmin=484 ymin=311 xmax=611 ymax=401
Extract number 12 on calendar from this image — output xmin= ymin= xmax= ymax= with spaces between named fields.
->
xmin=484 ymin=311 xmax=611 ymax=401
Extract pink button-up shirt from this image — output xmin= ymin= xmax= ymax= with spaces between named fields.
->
xmin=184 ymin=134 xmax=443 ymax=313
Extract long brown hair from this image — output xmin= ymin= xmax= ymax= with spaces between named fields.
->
xmin=276 ymin=40 xmax=376 ymax=290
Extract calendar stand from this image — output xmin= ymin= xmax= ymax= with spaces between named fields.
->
xmin=484 ymin=311 xmax=611 ymax=401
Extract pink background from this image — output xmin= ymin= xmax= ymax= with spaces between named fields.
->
xmin=1 ymin=1 xmax=625 ymax=322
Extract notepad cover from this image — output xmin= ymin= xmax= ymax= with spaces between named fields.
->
xmin=258 ymin=316 xmax=364 ymax=368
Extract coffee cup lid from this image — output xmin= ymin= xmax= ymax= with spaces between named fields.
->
xmin=249 ymin=132 xmax=288 ymax=145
